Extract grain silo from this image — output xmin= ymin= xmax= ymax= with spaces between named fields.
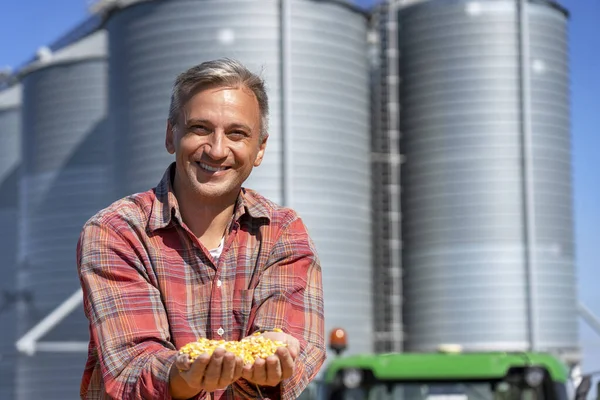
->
xmin=0 ymin=82 xmax=21 ymax=400
xmin=399 ymin=0 xmax=579 ymax=361
xmin=94 ymin=0 xmax=372 ymax=356
xmin=15 ymin=29 xmax=110 ymax=399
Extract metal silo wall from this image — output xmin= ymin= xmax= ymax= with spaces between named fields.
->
xmin=528 ymin=3 xmax=577 ymax=351
xmin=289 ymin=0 xmax=372 ymax=356
xmin=17 ymin=36 xmax=110 ymax=399
xmin=107 ymin=0 xmax=282 ymax=202
xmin=400 ymin=0 xmax=577 ymax=353
xmin=0 ymin=84 xmax=21 ymax=400
xmin=108 ymin=0 xmax=373 ymax=355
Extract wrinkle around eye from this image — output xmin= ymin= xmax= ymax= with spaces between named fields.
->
xmin=227 ymin=132 xmax=247 ymax=140
xmin=189 ymin=126 xmax=212 ymax=135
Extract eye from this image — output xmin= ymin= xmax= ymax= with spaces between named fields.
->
xmin=189 ymin=125 xmax=211 ymax=135
xmin=228 ymin=130 xmax=248 ymax=140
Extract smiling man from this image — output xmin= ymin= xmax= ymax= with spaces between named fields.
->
xmin=76 ymin=59 xmax=326 ymax=400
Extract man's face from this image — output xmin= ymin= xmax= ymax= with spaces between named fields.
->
xmin=166 ymin=85 xmax=267 ymax=201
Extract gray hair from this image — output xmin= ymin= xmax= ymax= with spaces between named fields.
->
xmin=168 ymin=58 xmax=269 ymax=140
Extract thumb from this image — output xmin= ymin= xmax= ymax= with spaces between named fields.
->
xmin=260 ymin=331 xmax=301 ymax=359
xmin=286 ymin=336 xmax=300 ymax=360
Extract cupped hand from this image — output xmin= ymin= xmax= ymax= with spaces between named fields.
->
xmin=175 ymin=347 xmax=244 ymax=392
xmin=241 ymin=331 xmax=300 ymax=387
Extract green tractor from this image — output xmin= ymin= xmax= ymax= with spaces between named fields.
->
xmin=300 ymin=328 xmax=598 ymax=400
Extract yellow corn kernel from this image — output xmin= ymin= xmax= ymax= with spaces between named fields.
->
xmin=178 ymin=329 xmax=288 ymax=365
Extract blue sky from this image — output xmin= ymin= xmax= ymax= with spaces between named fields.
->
xmin=1 ymin=0 xmax=598 ymax=374
xmin=559 ymin=0 xmax=600 ymax=376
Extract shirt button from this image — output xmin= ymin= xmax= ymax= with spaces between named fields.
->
xmin=216 ymin=279 xmax=222 ymax=287
xmin=217 ymin=327 xmax=224 ymax=336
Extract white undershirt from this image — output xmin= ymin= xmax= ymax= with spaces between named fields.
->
xmin=209 ymin=237 xmax=225 ymax=261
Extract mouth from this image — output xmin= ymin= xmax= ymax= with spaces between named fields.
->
xmin=196 ymin=161 xmax=231 ymax=174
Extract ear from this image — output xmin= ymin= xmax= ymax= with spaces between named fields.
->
xmin=253 ymin=135 xmax=268 ymax=167
xmin=166 ymin=121 xmax=176 ymax=154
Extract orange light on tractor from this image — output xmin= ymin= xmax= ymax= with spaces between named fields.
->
xmin=329 ymin=327 xmax=348 ymax=355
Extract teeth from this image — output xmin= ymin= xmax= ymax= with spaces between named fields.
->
xmin=199 ymin=162 xmax=226 ymax=172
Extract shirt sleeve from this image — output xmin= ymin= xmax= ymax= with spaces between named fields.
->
xmin=77 ymin=218 xmax=198 ymax=400
xmin=232 ymin=213 xmax=326 ymax=400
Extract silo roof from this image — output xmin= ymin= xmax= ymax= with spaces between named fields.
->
xmin=90 ymin=0 xmax=368 ymax=17
xmin=18 ymin=30 xmax=107 ymax=78
xmin=398 ymin=0 xmax=568 ymax=17
xmin=90 ymin=0 xmax=153 ymax=14
xmin=533 ymin=0 xmax=569 ymax=17
xmin=0 ymin=84 xmax=21 ymax=110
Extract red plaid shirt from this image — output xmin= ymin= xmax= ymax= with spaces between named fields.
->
xmin=77 ymin=164 xmax=326 ymax=399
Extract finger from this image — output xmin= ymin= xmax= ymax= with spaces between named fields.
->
xmin=276 ymin=347 xmax=295 ymax=381
xmin=242 ymin=362 xmax=253 ymax=382
xmin=286 ymin=338 xmax=300 ymax=360
xmin=190 ymin=352 xmax=211 ymax=376
xmin=265 ymin=355 xmax=282 ymax=386
xmin=182 ymin=353 xmax=210 ymax=389
xmin=175 ymin=353 xmax=192 ymax=371
xmin=217 ymin=352 xmax=237 ymax=388
xmin=233 ymin=357 xmax=244 ymax=381
xmin=203 ymin=348 xmax=225 ymax=391
xmin=252 ymin=357 xmax=267 ymax=385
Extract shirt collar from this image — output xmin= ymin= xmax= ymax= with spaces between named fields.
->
xmin=148 ymin=163 xmax=270 ymax=232
xmin=235 ymin=187 xmax=271 ymax=222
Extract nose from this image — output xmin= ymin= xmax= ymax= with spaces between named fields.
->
xmin=205 ymin=131 xmax=228 ymax=160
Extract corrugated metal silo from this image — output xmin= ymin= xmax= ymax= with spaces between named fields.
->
xmin=400 ymin=0 xmax=578 ymax=357
xmin=0 ymin=83 xmax=22 ymax=400
xmin=105 ymin=0 xmax=284 ymax=202
xmin=16 ymin=30 xmax=110 ymax=399
xmin=287 ymin=0 xmax=372 ymax=357
xmin=100 ymin=0 xmax=372 ymax=356
xmin=527 ymin=0 xmax=577 ymax=356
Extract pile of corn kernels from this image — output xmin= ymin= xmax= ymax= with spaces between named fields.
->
xmin=178 ymin=329 xmax=287 ymax=365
